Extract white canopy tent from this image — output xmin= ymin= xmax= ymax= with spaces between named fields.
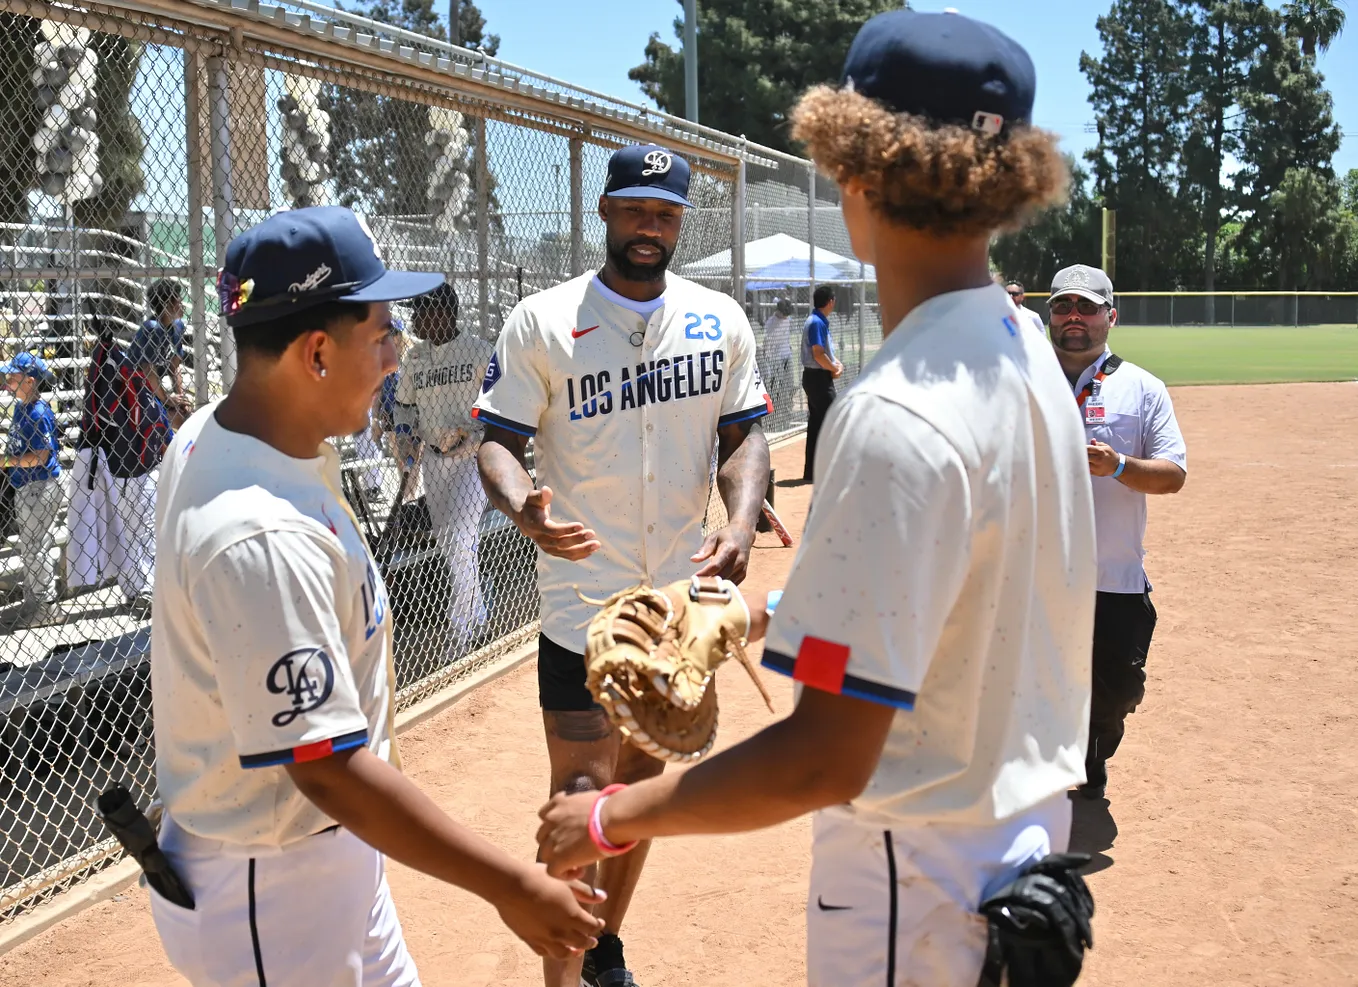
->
xmin=680 ymin=233 xmax=874 ymax=288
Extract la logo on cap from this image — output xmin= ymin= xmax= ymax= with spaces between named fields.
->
xmin=642 ymin=150 xmax=672 ymax=177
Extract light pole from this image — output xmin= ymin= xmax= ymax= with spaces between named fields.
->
xmin=684 ymin=0 xmax=698 ymax=124
xmin=449 ymin=0 xmax=460 ymax=45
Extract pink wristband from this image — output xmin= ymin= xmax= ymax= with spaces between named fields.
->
xmin=588 ymin=784 xmax=638 ymax=856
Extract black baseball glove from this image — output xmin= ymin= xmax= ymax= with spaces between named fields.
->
xmin=977 ymin=852 xmax=1095 ymax=987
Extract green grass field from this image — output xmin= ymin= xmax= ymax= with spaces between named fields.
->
xmin=1107 ymin=324 xmax=1358 ymax=386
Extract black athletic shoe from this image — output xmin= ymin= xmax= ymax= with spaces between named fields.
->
xmin=582 ymin=935 xmax=638 ymax=987
xmin=1075 ymin=781 xmax=1107 ymax=800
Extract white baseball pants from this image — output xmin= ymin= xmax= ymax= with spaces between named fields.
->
xmin=149 ymin=816 xmax=420 ymax=987
xmin=65 ymin=448 xmax=156 ymax=600
xmin=422 ymin=450 xmax=488 ymax=645
xmin=806 ymin=795 xmax=1072 ymax=987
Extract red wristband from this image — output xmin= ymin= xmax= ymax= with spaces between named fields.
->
xmin=588 ymin=784 xmax=638 ymax=856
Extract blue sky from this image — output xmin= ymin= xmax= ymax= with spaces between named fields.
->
xmin=474 ymin=0 xmax=1356 ymax=177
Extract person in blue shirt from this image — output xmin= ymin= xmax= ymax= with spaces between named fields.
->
xmin=800 ymin=284 xmax=843 ymax=482
xmin=1 ymin=352 xmax=64 ymax=628
xmin=129 ymin=279 xmax=192 ymax=425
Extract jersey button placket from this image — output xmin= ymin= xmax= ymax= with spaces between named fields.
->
xmin=640 ymin=315 xmax=661 ymax=580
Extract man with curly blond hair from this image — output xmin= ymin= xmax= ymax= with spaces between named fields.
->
xmin=535 ymin=10 xmax=1098 ymax=987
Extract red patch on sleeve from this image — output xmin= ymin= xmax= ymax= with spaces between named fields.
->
xmin=764 ymin=394 xmax=775 ymax=414
xmin=470 ymin=408 xmax=481 ymax=419
xmin=793 ymin=636 xmax=851 ymax=694
xmin=292 ymin=738 xmax=335 ymax=763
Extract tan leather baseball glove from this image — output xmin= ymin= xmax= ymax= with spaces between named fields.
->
xmin=580 ymin=576 xmax=774 ymax=763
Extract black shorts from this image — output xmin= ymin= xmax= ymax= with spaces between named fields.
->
xmin=537 ymin=632 xmax=601 ymax=712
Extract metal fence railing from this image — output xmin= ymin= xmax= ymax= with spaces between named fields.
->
xmin=1010 ymin=291 xmax=1358 ymax=328
xmin=0 ymin=0 xmax=859 ymax=926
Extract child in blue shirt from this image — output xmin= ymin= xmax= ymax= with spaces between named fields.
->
xmin=1 ymin=352 xmax=64 ymax=628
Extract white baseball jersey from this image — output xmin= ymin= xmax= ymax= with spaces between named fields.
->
xmin=1072 ymin=347 xmax=1187 ymax=593
xmin=394 ymin=331 xmax=494 ymax=454
xmin=151 ymin=404 xmax=397 ymax=848
xmin=763 ymin=284 xmax=1097 ymax=827
xmin=473 ymin=271 xmax=770 ymax=652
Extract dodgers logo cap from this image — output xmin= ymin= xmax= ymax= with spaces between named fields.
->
xmin=1050 ymin=264 xmax=1115 ymax=306
xmin=841 ymin=9 xmax=1036 ymax=137
xmin=604 ymin=144 xmax=692 ymax=208
xmin=218 ymin=205 xmax=444 ymax=327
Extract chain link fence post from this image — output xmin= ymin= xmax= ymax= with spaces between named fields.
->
xmin=568 ymin=133 xmax=583 ymax=278
xmin=474 ymin=116 xmax=488 ymax=334
xmin=184 ymin=49 xmax=209 ymax=407
xmin=207 ymin=48 xmax=236 ymax=390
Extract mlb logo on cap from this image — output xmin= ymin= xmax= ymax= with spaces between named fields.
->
xmin=840 ymin=9 xmax=1036 ymax=136
xmin=604 ymin=144 xmax=693 ymax=208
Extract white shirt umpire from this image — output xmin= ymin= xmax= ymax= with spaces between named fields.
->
xmin=1047 ymin=263 xmax=1187 ymax=802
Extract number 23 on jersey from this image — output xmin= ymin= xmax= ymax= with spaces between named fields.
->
xmin=684 ymin=313 xmax=722 ymax=341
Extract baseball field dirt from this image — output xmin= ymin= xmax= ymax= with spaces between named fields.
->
xmin=2 ymin=380 xmax=1355 ymax=986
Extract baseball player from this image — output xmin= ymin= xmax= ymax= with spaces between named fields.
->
xmin=535 ymin=12 xmax=1098 ymax=987
xmin=1046 ymin=264 xmax=1187 ymax=801
xmin=1006 ymin=281 xmax=1048 ymax=336
xmin=65 ymin=323 xmax=169 ymax=617
xmin=474 ymin=143 xmax=772 ymax=987
xmin=1 ymin=352 xmax=63 ymax=629
xmin=761 ymin=296 xmax=794 ymax=415
xmin=148 ymin=206 xmax=604 ymax=987
xmin=393 ymin=282 xmax=494 ymax=651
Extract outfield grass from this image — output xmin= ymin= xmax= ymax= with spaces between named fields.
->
xmin=1109 ymin=324 xmax=1358 ymax=386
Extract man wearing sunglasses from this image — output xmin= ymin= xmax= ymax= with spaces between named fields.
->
xmin=1005 ymin=280 xmax=1046 ymax=336
xmin=1047 ymin=263 xmax=1187 ymax=803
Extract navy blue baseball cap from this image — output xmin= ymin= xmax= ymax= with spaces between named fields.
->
xmin=219 ymin=206 xmax=444 ymax=327
xmin=604 ymin=144 xmax=692 ymax=207
xmin=841 ymin=9 xmax=1036 ymax=136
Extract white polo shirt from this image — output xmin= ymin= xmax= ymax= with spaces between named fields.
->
xmin=763 ymin=285 xmax=1096 ymax=828
xmin=1073 ymin=348 xmax=1187 ymax=594
xmin=473 ymin=271 xmax=770 ymax=652
xmin=151 ymin=405 xmax=397 ymax=848
xmin=1015 ymin=304 xmax=1047 ymax=337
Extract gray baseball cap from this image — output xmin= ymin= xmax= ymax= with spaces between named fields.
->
xmin=1049 ymin=264 xmax=1114 ymax=306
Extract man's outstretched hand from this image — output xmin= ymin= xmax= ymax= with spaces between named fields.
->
xmin=515 ymin=485 xmax=601 ymax=561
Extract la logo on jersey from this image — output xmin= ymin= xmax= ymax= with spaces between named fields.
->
xmin=267 ymin=648 xmax=336 ymax=727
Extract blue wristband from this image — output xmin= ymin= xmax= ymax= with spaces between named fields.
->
xmin=1112 ymin=455 xmax=1126 ymax=479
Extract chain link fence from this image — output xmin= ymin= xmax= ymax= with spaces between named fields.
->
xmin=0 ymin=0 xmax=852 ymax=926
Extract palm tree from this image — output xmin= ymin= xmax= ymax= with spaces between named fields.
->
xmin=1282 ymin=0 xmax=1347 ymax=58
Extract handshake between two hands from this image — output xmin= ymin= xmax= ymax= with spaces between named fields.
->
xmin=509 ymin=577 xmax=777 ymax=958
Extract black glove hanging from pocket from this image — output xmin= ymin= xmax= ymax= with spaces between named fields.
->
xmin=96 ymin=785 xmax=195 ymax=910
xmin=977 ymin=852 xmax=1094 ymax=987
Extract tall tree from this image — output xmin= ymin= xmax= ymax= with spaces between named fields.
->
xmin=1235 ymin=19 xmax=1343 ymax=291
xmin=327 ymin=0 xmax=497 ymax=216
xmin=990 ymin=157 xmax=1102 ymax=291
xmin=73 ymin=33 xmax=146 ymax=235
xmin=629 ymin=0 xmax=904 ymax=153
xmin=1178 ymin=0 xmax=1273 ymax=319
xmin=1281 ymin=0 xmax=1347 ymax=57
xmin=1081 ymin=0 xmax=1194 ymax=299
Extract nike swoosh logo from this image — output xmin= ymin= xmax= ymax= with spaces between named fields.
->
xmin=571 ymin=325 xmax=599 ymax=338
xmin=816 ymin=896 xmax=852 ymax=911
